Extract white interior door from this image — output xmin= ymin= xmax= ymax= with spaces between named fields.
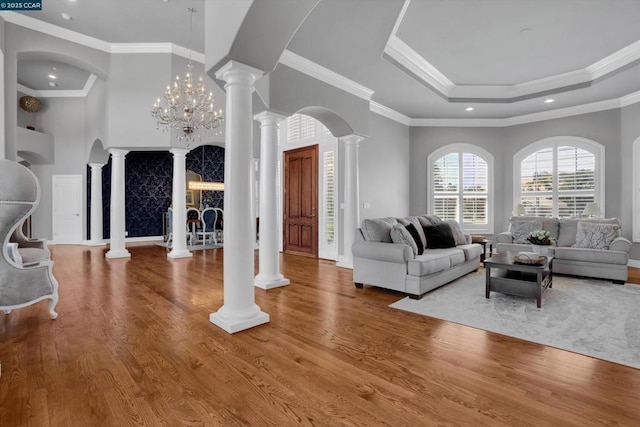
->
xmin=52 ymin=175 xmax=83 ymax=244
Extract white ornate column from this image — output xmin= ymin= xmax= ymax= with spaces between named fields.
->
xmin=210 ymin=61 xmax=269 ymax=333
xmin=88 ymin=163 xmax=105 ymax=246
xmin=105 ymin=149 xmax=130 ymax=259
xmin=254 ymin=111 xmax=290 ymax=290
xmin=337 ymin=134 xmax=364 ymax=269
xmin=168 ymin=148 xmax=193 ymax=259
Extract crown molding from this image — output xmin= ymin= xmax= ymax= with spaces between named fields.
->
xmin=369 ymin=101 xmax=411 ymax=125
xmin=279 ymin=50 xmax=374 ymax=101
xmin=0 ymin=11 xmax=204 ymax=62
xmin=17 ymin=74 xmax=97 ymax=98
xmin=382 ymin=1 xmax=640 ymax=102
xmin=621 ymin=89 xmax=640 ymax=107
xmin=1 ymin=11 xmax=111 ymax=52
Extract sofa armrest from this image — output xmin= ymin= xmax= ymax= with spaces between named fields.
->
xmin=352 ymin=240 xmax=413 ymax=263
xmin=496 ymin=231 xmax=514 ymax=244
xmin=464 ymin=233 xmax=472 ymax=244
xmin=6 ymin=242 xmax=22 ymax=264
xmin=610 ymin=236 xmax=632 ymax=253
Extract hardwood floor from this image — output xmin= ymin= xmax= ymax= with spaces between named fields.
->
xmin=1 ymin=245 xmax=639 ymax=426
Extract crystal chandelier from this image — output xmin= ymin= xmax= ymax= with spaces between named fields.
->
xmin=152 ymin=8 xmax=223 ymax=143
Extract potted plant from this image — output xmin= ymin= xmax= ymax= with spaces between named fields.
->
xmin=527 ymin=230 xmax=553 ymax=255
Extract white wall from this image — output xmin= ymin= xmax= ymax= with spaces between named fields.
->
xmin=30 ymin=97 xmax=87 ymax=240
xmin=85 ymin=77 xmax=107 ymax=152
xmin=621 ymin=102 xmax=640 ymax=261
xmin=360 ymin=113 xmax=410 ymax=220
xmin=0 ymin=17 xmax=5 ymax=159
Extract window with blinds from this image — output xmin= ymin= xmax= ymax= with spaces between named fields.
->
xmin=286 ymin=114 xmax=316 ymax=144
xmin=518 ymin=143 xmax=597 ymax=218
xmin=322 ymin=151 xmax=335 ymax=245
xmin=432 ymin=150 xmax=489 ymax=229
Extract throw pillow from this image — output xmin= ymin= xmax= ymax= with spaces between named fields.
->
xmin=397 ymin=216 xmax=427 ymax=248
xmin=510 ymin=218 xmax=543 ymax=244
xmin=390 ymin=224 xmax=418 ymax=257
xmin=444 ymin=220 xmax=467 ymax=246
xmin=419 ymin=214 xmax=443 ymax=227
xmin=404 ymin=223 xmax=424 ymax=255
xmin=422 ymin=223 xmax=456 ymax=249
xmin=361 ymin=217 xmax=398 ymax=242
xmin=574 ymin=222 xmax=620 ymax=250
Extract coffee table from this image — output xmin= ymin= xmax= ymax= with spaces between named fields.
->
xmin=484 ymin=251 xmax=553 ymax=308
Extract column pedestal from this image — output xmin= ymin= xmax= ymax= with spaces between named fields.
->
xmin=105 ymin=149 xmax=130 ymax=259
xmin=254 ymin=111 xmax=290 ymax=290
xmin=336 ymin=135 xmax=364 ymax=269
xmin=210 ymin=61 xmax=269 ymax=333
xmin=88 ymin=163 xmax=106 ymax=246
xmin=168 ymin=148 xmax=193 ymax=259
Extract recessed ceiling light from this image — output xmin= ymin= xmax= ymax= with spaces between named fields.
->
xmin=49 ymin=82 xmax=58 ymax=87
xmin=48 ymin=74 xmax=57 ymax=79
xmin=61 ymin=13 xmax=72 ymax=20
xmin=544 ymin=98 xmax=555 ymax=104
xmin=465 ymin=107 xmax=475 ymax=112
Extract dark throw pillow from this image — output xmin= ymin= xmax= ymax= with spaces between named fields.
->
xmin=423 ymin=223 xmax=456 ymax=249
xmin=404 ymin=223 xmax=424 ymax=255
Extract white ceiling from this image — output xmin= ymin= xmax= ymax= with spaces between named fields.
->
xmin=9 ymin=0 xmax=640 ymax=122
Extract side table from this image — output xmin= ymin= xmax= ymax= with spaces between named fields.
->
xmin=476 ymin=239 xmax=492 ymax=262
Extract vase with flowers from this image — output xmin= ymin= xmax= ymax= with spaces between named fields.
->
xmin=527 ymin=230 xmax=553 ymax=255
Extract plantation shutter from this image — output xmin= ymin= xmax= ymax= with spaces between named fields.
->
xmin=433 ymin=153 xmax=458 ymax=220
xmin=462 ymin=153 xmax=488 ymax=225
xmin=322 ymin=151 xmax=336 ymax=245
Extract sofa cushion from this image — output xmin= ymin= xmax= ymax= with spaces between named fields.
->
xmin=361 ymin=217 xmax=398 ymax=242
xmin=423 ymin=223 xmax=456 ymax=248
xmin=456 ymin=243 xmax=483 ymax=261
xmin=423 ymin=247 xmax=466 ymax=266
xmin=408 ymin=252 xmax=451 ymax=276
xmin=390 ymin=224 xmax=418 ymax=257
xmin=574 ymin=222 xmax=620 ymax=250
xmin=510 ymin=218 xmax=543 ymax=244
xmin=16 ymin=247 xmax=49 ymax=266
xmin=444 ymin=220 xmax=467 ymax=246
xmin=557 ymin=217 xmax=620 ymax=247
xmin=398 ymin=216 xmax=427 ymax=248
xmin=554 ymin=247 xmax=628 ymax=265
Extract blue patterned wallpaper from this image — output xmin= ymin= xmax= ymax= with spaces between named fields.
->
xmin=87 ymin=145 xmax=225 ymax=239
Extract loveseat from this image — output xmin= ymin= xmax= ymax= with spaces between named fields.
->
xmin=352 ymin=215 xmax=483 ymax=299
xmin=496 ymin=216 xmax=631 ymax=283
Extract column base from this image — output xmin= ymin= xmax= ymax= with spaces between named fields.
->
xmin=336 ymin=255 xmax=353 ymax=269
xmin=167 ymin=249 xmax=193 ymax=259
xmin=105 ymin=249 xmax=131 ymax=259
xmin=254 ymin=275 xmax=290 ymax=290
xmin=87 ymin=240 xmax=106 ymax=247
xmin=209 ymin=310 xmax=269 ymax=334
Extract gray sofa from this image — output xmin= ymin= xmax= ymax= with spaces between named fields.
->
xmin=496 ymin=216 xmax=631 ymax=283
xmin=352 ymin=216 xmax=483 ymax=299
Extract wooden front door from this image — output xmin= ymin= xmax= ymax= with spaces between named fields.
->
xmin=284 ymin=145 xmax=318 ymax=257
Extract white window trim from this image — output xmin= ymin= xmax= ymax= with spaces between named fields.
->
xmin=513 ymin=136 xmax=605 ymax=218
xmin=427 ymin=143 xmax=494 ymax=234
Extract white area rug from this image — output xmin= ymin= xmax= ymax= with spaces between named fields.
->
xmin=390 ymin=270 xmax=640 ymax=369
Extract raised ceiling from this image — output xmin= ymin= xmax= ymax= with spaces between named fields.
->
xmin=9 ymin=0 xmax=640 ymax=122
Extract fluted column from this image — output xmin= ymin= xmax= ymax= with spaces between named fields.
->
xmin=168 ymin=148 xmax=192 ymax=259
xmin=337 ymin=134 xmax=364 ymax=269
xmin=88 ymin=163 xmax=105 ymax=246
xmin=254 ymin=111 xmax=290 ymax=290
xmin=210 ymin=61 xmax=269 ymax=333
xmin=105 ymin=149 xmax=130 ymax=259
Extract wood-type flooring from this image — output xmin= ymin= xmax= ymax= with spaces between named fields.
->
xmin=1 ymin=244 xmax=639 ymax=426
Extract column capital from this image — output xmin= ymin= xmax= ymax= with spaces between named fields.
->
xmin=254 ymin=110 xmax=287 ymax=126
xmin=169 ymin=148 xmax=190 ymax=157
xmin=340 ymin=134 xmax=366 ymax=147
xmin=215 ymin=61 xmax=264 ymax=86
xmin=88 ymin=163 xmax=105 ymax=169
xmin=108 ymin=148 xmax=129 ymax=157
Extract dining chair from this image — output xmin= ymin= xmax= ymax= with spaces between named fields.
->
xmin=197 ymin=207 xmax=217 ymax=246
xmin=186 ymin=207 xmax=201 ymax=245
xmin=212 ymin=208 xmax=224 ymax=243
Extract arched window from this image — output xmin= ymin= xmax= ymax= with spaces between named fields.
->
xmin=428 ymin=144 xmax=494 ymax=234
xmin=514 ymin=137 xmax=604 ymax=218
